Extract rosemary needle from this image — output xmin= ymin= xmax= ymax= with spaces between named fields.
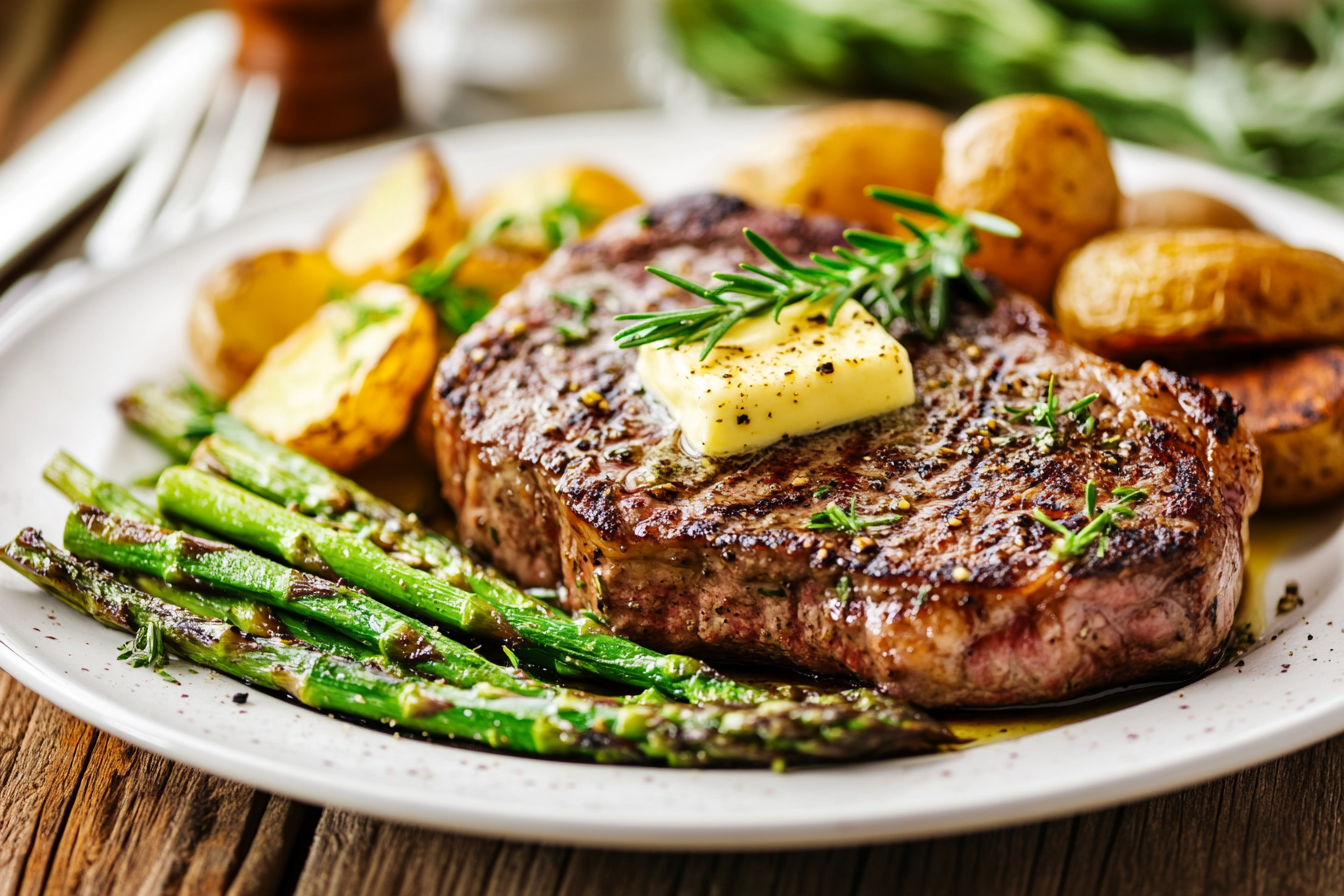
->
xmin=613 ymin=188 xmax=1019 ymax=359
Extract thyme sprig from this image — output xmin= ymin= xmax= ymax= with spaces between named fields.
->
xmin=807 ymin=497 xmax=902 ymax=536
xmin=1034 ymin=481 xmax=1147 ymax=560
xmin=613 ymin=188 xmax=1020 ymax=360
xmin=1004 ymin=376 xmax=1099 ymax=453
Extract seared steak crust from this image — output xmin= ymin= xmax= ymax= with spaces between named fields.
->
xmin=433 ymin=195 xmax=1262 ymax=707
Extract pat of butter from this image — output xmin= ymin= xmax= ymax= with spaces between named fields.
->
xmin=637 ymin=301 xmax=915 ymax=456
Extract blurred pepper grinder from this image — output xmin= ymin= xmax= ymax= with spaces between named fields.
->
xmin=227 ymin=0 xmax=402 ymax=142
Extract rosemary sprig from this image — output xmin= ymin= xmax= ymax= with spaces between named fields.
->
xmin=1004 ymin=376 xmax=1099 ymax=453
xmin=613 ymin=188 xmax=1020 ymax=360
xmin=1033 ymin=481 xmax=1147 ymax=560
xmin=806 ymin=497 xmax=901 ymax=536
xmin=552 ymin=292 xmax=596 ymax=344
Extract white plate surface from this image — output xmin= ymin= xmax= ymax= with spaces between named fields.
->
xmin=1 ymin=109 xmax=1342 ymax=850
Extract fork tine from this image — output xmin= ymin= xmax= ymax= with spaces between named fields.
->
xmin=196 ymin=73 xmax=279 ymax=231
xmin=82 ymin=63 xmax=220 ymax=269
xmin=151 ymin=74 xmax=245 ymax=246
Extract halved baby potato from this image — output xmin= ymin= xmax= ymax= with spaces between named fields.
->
xmin=722 ymin=100 xmax=948 ymax=231
xmin=936 ymin=94 xmax=1120 ymax=301
xmin=229 ymin=282 xmax=439 ymax=472
xmin=1120 ymin=189 xmax=1256 ymax=231
xmin=324 ymin=143 xmax=463 ymax=281
xmin=471 ymin=163 xmax=642 ymax=257
xmin=187 ymin=249 xmax=345 ymax=397
xmin=1194 ymin=346 xmax=1344 ymax=509
xmin=1054 ymin=228 xmax=1344 ymax=360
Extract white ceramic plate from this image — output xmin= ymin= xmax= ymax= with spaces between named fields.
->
xmin=2 ymin=109 xmax=1342 ymax=850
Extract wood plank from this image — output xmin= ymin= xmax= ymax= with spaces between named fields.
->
xmin=0 ymin=695 xmax=96 ymax=896
xmin=224 ymin=796 xmax=311 ymax=896
xmin=0 ymin=670 xmax=305 ymax=896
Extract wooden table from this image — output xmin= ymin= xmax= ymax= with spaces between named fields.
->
xmin=6 ymin=4 xmax=1344 ymax=895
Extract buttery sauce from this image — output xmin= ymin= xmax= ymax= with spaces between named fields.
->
xmin=942 ymin=517 xmax=1309 ymax=748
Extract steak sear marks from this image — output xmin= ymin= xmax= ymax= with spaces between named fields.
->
xmin=432 ymin=195 xmax=1262 ymax=707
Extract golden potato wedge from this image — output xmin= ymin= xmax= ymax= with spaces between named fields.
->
xmin=471 ymin=163 xmax=642 ymax=256
xmin=324 ymin=143 xmax=462 ymax=281
xmin=1054 ymin=228 xmax=1344 ymax=360
xmin=229 ymin=282 xmax=439 ymax=472
xmin=936 ymin=94 xmax=1120 ymax=301
xmin=188 ymin=249 xmax=345 ymax=397
xmin=722 ymin=101 xmax=948 ymax=231
xmin=1194 ymin=346 xmax=1344 ymax=509
xmin=1120 ymin=189 xmax=1256 ymax=231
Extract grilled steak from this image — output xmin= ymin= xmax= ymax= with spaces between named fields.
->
xmin=432 ymin=194 xmax=1262 ymax=707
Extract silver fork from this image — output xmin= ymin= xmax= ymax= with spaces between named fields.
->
xmin=0 ymin=70 xmax=278 ymax=322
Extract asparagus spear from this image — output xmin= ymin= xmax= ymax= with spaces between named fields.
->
xmin=2 ymin=529 xmax=957 ymax=765
xmin=158 ymin=463 xmax=784 ymax=704
xmin=120 ymin=386 xmax=936 ymax=718
xmin=45 ymin=451 xmax=377 ymax=661
xmin=117 ymin=380 xmax=224 ymax=463
xmin=63 ymin=504 xmax=543 ymax=695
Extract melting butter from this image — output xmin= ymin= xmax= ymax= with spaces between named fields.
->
xmin=636 ymin=302 xmax=915 ymax=457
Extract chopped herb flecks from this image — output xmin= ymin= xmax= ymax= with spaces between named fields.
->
xmin=807 ymin=497 xmax=901 ymax=536
xmin=1034 ymin=481 xmax=1147 ymax=560
xmin=553 ymin=292 xmax=596 ymax=343
xmin=1004 ymin=375 xmax=1098 ymax=453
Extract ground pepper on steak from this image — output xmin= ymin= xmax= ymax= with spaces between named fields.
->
xmin=431 ymin=194 xmax=1263 ymax=708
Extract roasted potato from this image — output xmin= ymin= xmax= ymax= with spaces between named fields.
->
xmin=187 ymin=250 xmax=345 ymax=397
xmin=229 ymin=282 xmax=439 ymax=472
xmin=722 ymin=101 xmax=948 ymax=231
xmin=1120 ymin=189 xmax=1256 ymax=231
xmin=1055 ymin=228 xmax=1344 ymax=360
xmin=1194 ymin=346 xmax=1344 ymax=509
xmin=935 ymin=94 xmax=1120 ymax=301
xmin=472 ymin=163 xmax=642 ymax=257
xmin=324 ymin=143 xmax=463 ymax=281
xmin=453 ymin=242 xmax=548 ymax=302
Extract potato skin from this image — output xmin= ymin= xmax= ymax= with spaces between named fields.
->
xmin=936 ymin=94 xmax=1119 ymax=301
xmin=722 ymin=100 xmax=948 ymax=231
xmin=472 ymin=164 xmax=642 ymax=256
xmin=188 ymin=249 xmax=343 ymax=397
xmin=1120 ymin=189 xmax=1256 ymax=231
xmin=1055 ymin=228 xmax=1344 ymax=360
xmin=1194 ymin=346 xmax=1344 ymax=509
xmin=229 ymin=282 xmax=439 ymax=472
xmin=324 ymin=143 xmax=462 ymax=282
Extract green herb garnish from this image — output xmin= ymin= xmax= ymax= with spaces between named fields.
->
xmin=538 ymin=194 xmax=606 ymax=250
xmin=406 ymin=216 xmax=513 ymax=335
xmin=336 ymin=301 xmax=400 ymax=346
xmin=1033 ymin=481 xmax=1147 ymax=559
xmin=553 ymin=292 xmax=596 ymax=343
xmin=813 ymin=485 xmax=833 ymax=499
xmin=613 ymin=188 xmax=1019 ymax=360
xmin=807 ymin=497 xmax=901 ymax=536
xmin=1004 ymin=376 xmax=1099 ymax=452
xmin=835 ymin=575 xmax=852 ymax=604
xmin=118 ymin=617 xmax=175 ymax=681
